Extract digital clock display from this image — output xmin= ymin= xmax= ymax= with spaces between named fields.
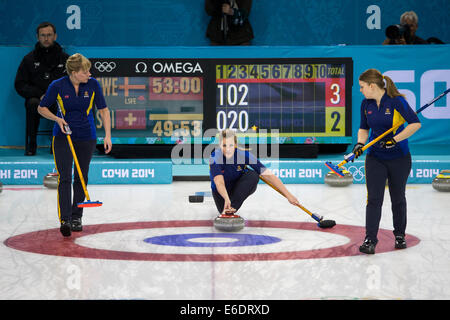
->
xmin=95 ymin=75 xmax=203 ymax=144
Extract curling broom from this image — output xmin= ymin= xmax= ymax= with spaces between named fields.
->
xmin=259 ymin=175 xmax=336 ymax=228
xmin=58 ymin=105 xmax=102 ymax=208
xmin=65 ymin=131 xmax=102 ymax=208
xmin=325 ymin=88 xmax=450 ymax=177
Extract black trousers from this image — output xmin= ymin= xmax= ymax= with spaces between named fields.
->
xmin=364 ymin=153 xmax=412 ymax=243
xmin=212 ymin=169 xmax=260 ymax=214
xmin=25 ymin=97 xmax=56 ymax=151
xmin=53 ymin=136 xmax=96 ymax=223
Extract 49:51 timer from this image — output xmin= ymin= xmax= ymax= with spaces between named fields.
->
xmin=151 ymin=120 xmax=202 ymax=137
xmin=96 ymin=109 xmax=202 ymax=137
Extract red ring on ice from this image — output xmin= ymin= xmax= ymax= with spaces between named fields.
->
xmin=3 ymin=220 xmax=420 ymax=261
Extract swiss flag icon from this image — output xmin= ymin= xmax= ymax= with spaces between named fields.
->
xmin=115 ymin=109 xmax=146 ymax=129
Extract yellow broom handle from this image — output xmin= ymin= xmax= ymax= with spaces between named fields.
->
xmin=337 ymin=120 xmax=405 ymax=168
xmin=360 ymin=120 xmax=405 ymax=152
xmin=66 ymin=135 xmax=90 ymax=201
xmin=259 ymin=175 xmax=314 ymax=218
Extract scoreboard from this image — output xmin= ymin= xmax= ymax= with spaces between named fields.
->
xmin=214 ymin=61 xmax=348 ymax=143
xmin=90 ymin=58 xmax=352 ymax=149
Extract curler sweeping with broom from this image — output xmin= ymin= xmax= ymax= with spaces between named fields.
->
xmin=38 ymin=53 xmax=112 ymax=237
xmin=353 ymin=68 xmax=421 ymax=254
xmin=209 ymin=129 xmax=300 ymax=215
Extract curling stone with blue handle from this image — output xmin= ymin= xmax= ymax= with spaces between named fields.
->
xmin=324 ymin=169 xmax=353 ymax=187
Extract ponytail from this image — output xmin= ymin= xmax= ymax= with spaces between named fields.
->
xmin=383 ymin=75 xmax=404 ymax=98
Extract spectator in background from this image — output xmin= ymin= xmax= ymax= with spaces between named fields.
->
xmin=15 ymin=22 xmax=69 ymax=156
xmin=399 ymin=11 xmax=427 ymax=44
xmin=383 ymin=11 xmax=428 ymax=45
xmin=205 ymin=0 xmax=254 ymax=45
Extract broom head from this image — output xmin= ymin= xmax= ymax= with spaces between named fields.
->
xmin=324 ymin=161 xmax=345 ymax=178
xmin=77 ymin=201 xmax=103 ymax=208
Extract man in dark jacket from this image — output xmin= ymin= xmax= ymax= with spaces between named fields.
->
xmin=205 ymin=0 xmax=254 ymax=45
xmin=15 ymin=22 xmax=69 ymax=155
xmin=383 ymin=11 xmax=428 ymax=45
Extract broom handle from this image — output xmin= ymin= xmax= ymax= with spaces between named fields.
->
xmin=338 ymin=88 xmax=450 ymax=168
xmin=56 ymin=102 xmax=91 ymax=201
xmin=361 ymin=88 xmax=450 ymax=154
xmin=259 ymin=175 xmax=321 ymax=221
xmin=66 ymin=134 xmax=91 ymax=201
xmin=336 ymin=120 xmax=403 ymax=168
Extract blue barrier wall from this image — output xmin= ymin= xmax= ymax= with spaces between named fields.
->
xmin=1 ymin=45 xmax=449 ymax=148
xmin=1 ymin=0 xmax=449 ymax=46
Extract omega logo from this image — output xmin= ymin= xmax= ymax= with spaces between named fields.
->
xmin=135 ymin=62 xmax=148 ymax=73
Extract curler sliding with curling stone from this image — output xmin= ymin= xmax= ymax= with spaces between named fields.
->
xmin=325 ymin=88 xmax=450 ymax=177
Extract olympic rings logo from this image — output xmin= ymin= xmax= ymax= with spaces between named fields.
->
xmin=346 ymin=165 xmax=365 ymax=181
xmin=94 ymin=61 xmax=116 ymax=72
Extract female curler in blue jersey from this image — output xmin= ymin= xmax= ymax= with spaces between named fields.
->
xmin=353 ymin=69 xmax=421 ymax=254
xmin=38 ymin=53 xmax=112 ymax=237
xmin=209 ymin=129 xmax=300 ymax=216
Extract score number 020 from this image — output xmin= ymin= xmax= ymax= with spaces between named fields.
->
xmin=216 ymin=83 xmax=343 ymax=131
xmin=217 ymin=83 xmax=249 ymax=131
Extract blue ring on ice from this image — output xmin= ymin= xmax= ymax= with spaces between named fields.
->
xmin=143 ymin=233 xmax=281 ymax=247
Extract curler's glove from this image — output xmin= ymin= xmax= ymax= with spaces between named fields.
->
xmin=351 ymin=142 xmax=365 ymax=161
xmin=379 ymin=137 xmax=397 ymax=149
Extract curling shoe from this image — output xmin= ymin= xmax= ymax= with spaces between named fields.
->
xmin=395 ymin=235 xmax=407 ymax=249
xmin=359 ymin=237 xmax=376 ymax=254
xmin=71 ymin=217 xmax=82 ymax=232
xmin=60 ymin=220 xmax=72 ymax=237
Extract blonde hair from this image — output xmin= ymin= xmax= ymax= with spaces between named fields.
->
xmin=219 ymin=129 xmax=238 ymax=145
xmin=218 ymin=129 xmax=250 ymax=151
xmin=66 ymin=53 xmax=91 ymax=75
xmin=359 ymin=68 xmax=404 ymax=98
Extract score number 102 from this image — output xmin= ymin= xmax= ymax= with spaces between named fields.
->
xmin=216 ymin=83 xmax=249 ymax=132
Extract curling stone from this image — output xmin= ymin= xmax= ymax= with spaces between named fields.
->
xmin=0 ymin=181 xmax=3 ymax=193
xmin=213 ymin=214 xmax=245 ymax=232
xmin=324 ymin=169 xmax=353 ymax=187
xmin=43 ymin=173 xmax=59 ymax=189
xmin=189 ymin=195 xmax=204 ymax=203
xmin=432 ymin=170 xmax=450 ymax=192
